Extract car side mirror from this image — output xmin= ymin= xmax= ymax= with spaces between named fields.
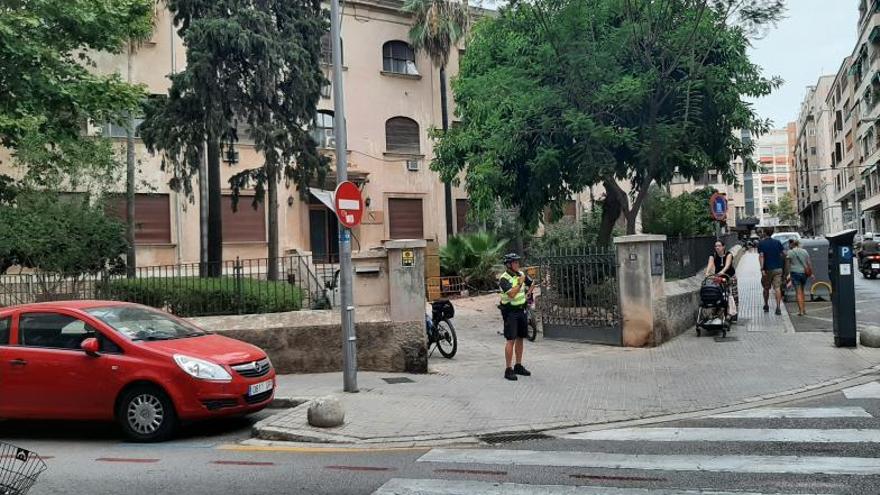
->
xmin=81 ymin=338 xmax=100 ymax=357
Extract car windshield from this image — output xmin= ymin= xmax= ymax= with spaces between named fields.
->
xmin=86 ymin=306 xmax=206 ymax=341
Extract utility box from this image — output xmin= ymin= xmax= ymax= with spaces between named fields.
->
xmin=827 ymin=229 xmax=858 ymax=348
xmin=801 ymin=238 xmax=831 ymax=301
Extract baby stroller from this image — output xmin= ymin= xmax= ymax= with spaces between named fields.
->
xmin=696 ymin=274 xmax=732 ymax=338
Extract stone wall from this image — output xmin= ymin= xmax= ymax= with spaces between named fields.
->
xmin=654 ymin=245 xmax=745 ymax=342
xmin=189 ymin=307 xmax=427 ymax=374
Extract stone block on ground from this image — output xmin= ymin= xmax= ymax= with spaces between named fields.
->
xmin=307 ymin=396 xmax=345 ymax=428
xmin=860 ymin=326 xmax=880 ymax=348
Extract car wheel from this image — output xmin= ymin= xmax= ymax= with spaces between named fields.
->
xmin=117 ymin=385 xmax=177 ymax=442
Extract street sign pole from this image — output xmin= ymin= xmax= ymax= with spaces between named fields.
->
xmin=330 ymin=0 xmax=357 ymax=393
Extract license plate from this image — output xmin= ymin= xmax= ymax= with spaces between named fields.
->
xmin=248 ymin=379 xmax=274 ymax=396
xmin=872 ymin=264 xmax=880 ymax=269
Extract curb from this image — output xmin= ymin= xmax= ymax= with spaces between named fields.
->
xmin=252 ymin=363 xmax=880 ymax=448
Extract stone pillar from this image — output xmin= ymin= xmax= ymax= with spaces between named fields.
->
xmin=384 ymin=239 xmax=427 ymax=322
xmin=614 ymin=234 xmax=667 ymax=347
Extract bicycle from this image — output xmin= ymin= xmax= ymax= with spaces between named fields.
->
xmin=526 ymin=293 xmax=538 ymax=342
xmin=0 ymin=442 xmax=47 ymax=495
xmin=426 ymin=299 xmax=457 ymax=358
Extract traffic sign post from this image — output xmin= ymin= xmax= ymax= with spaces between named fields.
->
xmin=334 ymin=181 xmax=364 ymax=229
xmin=709 ymin=193 xmax=729 ymax=238
xmin=330 ymin=0 xmax=358 ymax=392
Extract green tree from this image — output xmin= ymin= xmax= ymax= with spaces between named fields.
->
xmin=0 ymin=191 xmax=127 ymax=297
xmin=141 ymin=0 xmax=328 ymax=279
xmin=403 ymin=0 xmax=469 ymax=238
xmin=642 ymin=186 xmax=718 ymax=237
xmin=439 ymin=231 xmax=508 ymax=290
xmin=431 ymin=0 xmax=782 ymax=243
xmin=768 ymin=192 xmax=799 ymax=227
xmin=0 ymin=0 xmax=154 ymax=187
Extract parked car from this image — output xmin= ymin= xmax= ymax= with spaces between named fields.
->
xmin=0 ymin=301 xmax=275 ymax=442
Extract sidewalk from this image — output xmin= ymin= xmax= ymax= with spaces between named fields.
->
xmin=255 ymin=253 xmax=880 ymax=445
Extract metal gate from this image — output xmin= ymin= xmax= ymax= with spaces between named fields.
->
xmin=534 ymin=246 xmax=621 ymax=345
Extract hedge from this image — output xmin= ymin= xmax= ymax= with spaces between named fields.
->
xmin=97 ymin=276 xmax=304 ymax=317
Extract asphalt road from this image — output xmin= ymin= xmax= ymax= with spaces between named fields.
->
xmin=9 ymin=383 xmax=880 ymax=495
xmin=786 ymin=272 xmax=880 ymax=332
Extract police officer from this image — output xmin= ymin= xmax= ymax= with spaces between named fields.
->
xmin=499 ymin=253 xmax=533 ymax=381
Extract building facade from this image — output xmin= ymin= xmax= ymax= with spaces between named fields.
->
xmin=750 ymin=128 xmax=797 ymax=227
xmin=0 ymin=1 xmax=473 ymax=268
xmin=851 ymin=0 xmax=880 ymax=234
xmin=795 ymin=75 xmax=839 ymax=236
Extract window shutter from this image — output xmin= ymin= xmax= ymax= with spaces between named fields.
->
xmin=389 ymin=198 xmax=424 ymax=239
xmin=106 ymin=194 xmax=172 ymax=244
xmin=385 ymin=117 xmax=420 ymax=154
xmin=222 ymin=195 xmax=266 ymax=243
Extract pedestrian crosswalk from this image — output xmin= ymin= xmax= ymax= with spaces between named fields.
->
xmin=372 ymin=401 xmax=880 ymax=495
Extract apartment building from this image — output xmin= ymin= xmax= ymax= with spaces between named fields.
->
xmin=751 ymin=128 xmax=797 ymax=227
xmin=0 ymin=1 xmax=474 ymax=267
xmin=825 ymin=1 xmax=880 ymax=235
xmin=794 ymin=76 xmax=840 ymax=236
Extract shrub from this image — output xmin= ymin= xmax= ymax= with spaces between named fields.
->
xmin=642 ymin=186 xmax=717 ymax=237
xmin=440 ymin=231 xmax=509 ymax=290
xmin=98 ymin=276 xmax=304 ymax=317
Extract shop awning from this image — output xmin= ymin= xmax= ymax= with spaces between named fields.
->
xmin=309 ymin=187 xmax=335 ymax=210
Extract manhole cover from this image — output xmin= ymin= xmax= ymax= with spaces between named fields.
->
xmin=479 ymin=432 xmax=551 ymax=444
xmin=714 ymin=336 xmax=739 ymax=342
xmin=382 ymin=377 xmax=415 ymax=384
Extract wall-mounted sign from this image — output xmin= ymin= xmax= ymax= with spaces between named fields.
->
xmin=401 ymin=248 xmax=415 ymax=267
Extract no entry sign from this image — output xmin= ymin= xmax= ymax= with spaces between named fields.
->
xmin=334 ymin=181 xmax=363 ymax=229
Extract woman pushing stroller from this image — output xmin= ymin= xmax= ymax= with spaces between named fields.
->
xmin=705 ymin=239 xmax=738 ymax=322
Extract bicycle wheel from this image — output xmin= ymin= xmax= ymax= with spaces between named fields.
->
xmin=435 ymin=319 xmax=458 ymax=358
xmin=527 ymin=312 xmax=537 ymax=342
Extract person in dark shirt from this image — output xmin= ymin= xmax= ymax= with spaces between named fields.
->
xmin=498 ymin=253 xmax=534 ymax=381
xmin=757 ymin=228 xmax=786 ymax=315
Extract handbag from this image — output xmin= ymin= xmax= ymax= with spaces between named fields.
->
xmin=805 ymin=264 xmax=813 ymax=278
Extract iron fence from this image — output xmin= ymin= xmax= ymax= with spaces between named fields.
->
xmin=663 ymin=233 xmax=738 ymax=280
xmin=534 ymin=246 xmax=621 ymax=344
xmin=0 ymin=255 xmax=338 ymax=317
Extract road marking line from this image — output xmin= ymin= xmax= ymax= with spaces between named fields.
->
xmin=373 ymin=478 xmax=828 ymax=494
xmin=843 ymin=381 xmax=880 ymax=399
xmin=417 ymin=448 xmax=880 ymax=475
xmin=95 ymin=457 xmax=159 ymax=463
xmin=217 ymin=444 xmax=427 ymax=454
xmin=325 ymin=465 xmax=396 ymax=472
xmin=211 ymin=460 xmax=275 ymax=466
xmin=708 ymin=407 xmax=872 ymax=418
xmin=569 ymin=474 xmax=666 ymax=482
xmin=559 ymin=427 xmax=880 ymax=443
xmin=434 ymin=468 xmax=507 ymax=476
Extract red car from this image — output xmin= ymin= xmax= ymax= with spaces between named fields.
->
xmin=0 ymin=301 xmax=276 ymax=442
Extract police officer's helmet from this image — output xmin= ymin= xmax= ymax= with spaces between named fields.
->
xmin=503 ymin=253 xmax=522 ymax=265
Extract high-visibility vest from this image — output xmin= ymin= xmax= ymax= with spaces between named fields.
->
xmin=499 ymin=271 xmax=527 ymax=306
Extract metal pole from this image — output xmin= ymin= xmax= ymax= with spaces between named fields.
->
xmin=855 ymin=172 xmax=862 ymax=236
xmin=331 ymin=0 xmax=358 ymax=393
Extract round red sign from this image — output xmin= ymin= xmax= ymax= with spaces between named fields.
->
xmin=334 ymin=181 xmax=364 ymax=229
xmin=709 ymin=192 xmax=728 ymax=221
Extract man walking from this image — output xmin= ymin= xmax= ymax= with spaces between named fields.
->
xmin=498 ymin=253 xmax=533 ymax=381
xmin=758 ymin=228 xmax=786 ymax=315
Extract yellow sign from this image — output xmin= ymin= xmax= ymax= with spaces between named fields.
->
xmin=401 ymin=248 xmax=414 ymax=267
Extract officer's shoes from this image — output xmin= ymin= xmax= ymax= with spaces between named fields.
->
xmin=514 ymin=364 xmax=531 ymax=376
xmin=504 ymin=368 xmax=518 ymax=381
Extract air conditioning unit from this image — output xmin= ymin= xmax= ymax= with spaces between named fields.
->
xmin=406 ymin=159 xmax=420 ymax=171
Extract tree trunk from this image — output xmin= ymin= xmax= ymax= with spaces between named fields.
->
xmin=267 ymin=164 xmax=279 ymax=281
xmin=125 ymin=43 xmax=137 ymax=278
xmin=440 ymin=65 xmax=454 ymax=239
xmin=198 ymin=142 xmax=208 ymax=277
xmin=206 ymin=133 xmax=223 ymax=277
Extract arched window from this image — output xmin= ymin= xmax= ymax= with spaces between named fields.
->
xmin=385 ymin=117 xmax=420 ymax=154
xmin=321 ymin=33 xmax=343 ymax=65
xmin=382 ymin=41 xmax=418 ymax=75
xmin=311 ymin=110 xmax=335 ymax=149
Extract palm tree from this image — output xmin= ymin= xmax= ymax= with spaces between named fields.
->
xmin=403 ymin=0 xmax=468 ymax=239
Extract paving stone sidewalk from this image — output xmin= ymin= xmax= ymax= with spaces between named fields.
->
xmin=255 ymin=253 xmax=880 ymax=444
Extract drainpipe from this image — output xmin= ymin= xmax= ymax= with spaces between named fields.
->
xmin=170 ymin=13 xmax=185 ymax=264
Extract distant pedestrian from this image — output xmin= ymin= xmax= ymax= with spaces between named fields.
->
xmin=757 ymin=228 xmax=786 ymax=315
xmin=498 ymin=253 xmax=533 ymax=381
xmin=786 ymin=239 xmax=813 ymax=317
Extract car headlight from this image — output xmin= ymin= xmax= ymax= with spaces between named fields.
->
xmin=173 ymin=354 xmax=232 ymax=382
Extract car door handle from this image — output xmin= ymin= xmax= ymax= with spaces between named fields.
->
xmin=9 ymin=359 xmax=27 ymax=367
